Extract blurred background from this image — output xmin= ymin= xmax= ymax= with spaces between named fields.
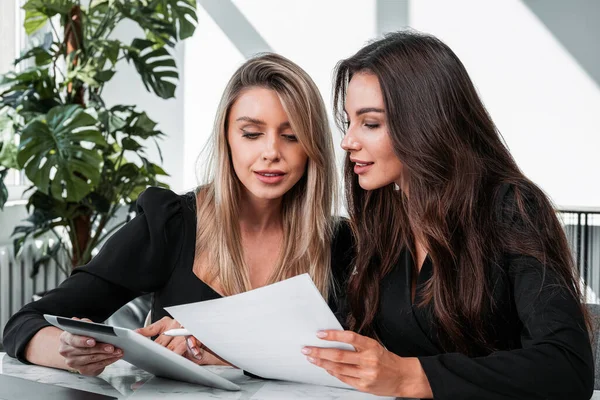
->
xmin=1 ymin=0 xmax=599 ymax=347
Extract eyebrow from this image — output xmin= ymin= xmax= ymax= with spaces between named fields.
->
xmin=235 ymin=116 xmax=291 ymax=129
xmin=236 ymin=116 xmax=266 ymax=125
xmin=344 ymin=107 xmax=385 ymax=117
xmin=357 ymin=107 xmax=385 ymax=116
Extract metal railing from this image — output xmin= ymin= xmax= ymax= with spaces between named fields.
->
xmin=558 ymin=207 xmax=600 ymax=303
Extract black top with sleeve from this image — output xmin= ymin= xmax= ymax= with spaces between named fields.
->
xmin=341 ymin=184 xmax=593 ymax=400
xmin=3 ymin=187 xmax=354 ymax=364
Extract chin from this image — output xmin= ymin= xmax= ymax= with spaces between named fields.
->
xmin=247 ymin=186 xmax=289 ymax=200
xmin=357 ymin=177 xmax=389 ymax=191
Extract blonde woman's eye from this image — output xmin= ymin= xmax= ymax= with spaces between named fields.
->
xmin=242 ymin=131 xmax=261 ymax=139
xmin=282 ymin=134 xmax=298 ymax=142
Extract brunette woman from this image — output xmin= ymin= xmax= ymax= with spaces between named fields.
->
xmin=304 ymin=31 xmax=593 ymax=400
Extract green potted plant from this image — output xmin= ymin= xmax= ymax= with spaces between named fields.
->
xmin=0 ymin=0 xmax=197 ymax=275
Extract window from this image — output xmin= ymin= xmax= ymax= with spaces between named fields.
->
xmin=1 ymin=1 xmax=52 ymax=204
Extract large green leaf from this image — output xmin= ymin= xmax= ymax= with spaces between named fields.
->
xmin=23 ymin=0 xmax=76 ymax=16
xmin=0 ymin=68 xmax=54 ymax=99
xmin=152 ymin=0 xmax=198 ymax=40
xmin=116 ymin=2 xmax=176 ymax=47
xmin=87 ymin=2 xmax=121 ymax=44
xmin=116 ymin=0 xmax=197 ymax=46
xmin=0 ymin=68 xmax=61 ymax=125
xmin=66 ymin=62 xmax=115 ymax=88
xmin=126 ymin=39 xmax=178 ymax=99
xmin=17 ymin=105 xmax=107 ymax=201
xmin=88 ymin=40 xmax=121 ymax=67
xmin=23 ymin=0 xmax=76 ymax=34
xmin=24 ymin=10 xmax=50 ymax=36
xmin=14 ymin=33 xmax=60 ymax=67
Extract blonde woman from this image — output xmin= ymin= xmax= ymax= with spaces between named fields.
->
xmin=3 ymin=54 xmax=352 ymax=376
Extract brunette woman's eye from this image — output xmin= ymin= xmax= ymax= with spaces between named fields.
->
xmin=241 ymin=131 xmax=261 ymax=139
xmin=364 ymin=123 xmax=380 ymax=129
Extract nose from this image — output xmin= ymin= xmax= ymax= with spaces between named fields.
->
xmin=341 ymin=127 xmax=361 ymax=152
xmin=262 ymin=135 xmax=281 ymax=162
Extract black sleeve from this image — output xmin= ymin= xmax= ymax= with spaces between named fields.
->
xmin=417 ymin=184 xmax=594 ymax=400
xmin=2 ymin=187 xmax=185 ymax=364
xmin=328 ymin=218 xmax=355 ymax=327
xmin=418 ymin=255 xmax=593 ymax=400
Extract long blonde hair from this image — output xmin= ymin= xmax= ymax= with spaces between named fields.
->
xmin=195 ymin=53 xmax=337 ymax=298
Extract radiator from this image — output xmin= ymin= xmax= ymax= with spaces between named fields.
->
xmin=0 ymin=242 xmax=69 ymax=343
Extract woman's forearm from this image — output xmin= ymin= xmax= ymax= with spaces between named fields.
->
xmin=24 ymin=326 xmax=69 ymax=370
xmin=398 ymin=357 xmax=433 ymax=399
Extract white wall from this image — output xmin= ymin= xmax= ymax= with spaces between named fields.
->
xmin=409 ymin=0 xmax=600 ymax=208
xmin=183 ymin=0 xmax=379 ymax=194
xmin=184 ymin=0 xmax=599 ymax=208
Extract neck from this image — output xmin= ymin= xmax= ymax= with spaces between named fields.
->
xmin=238 ymin=190 xmax=283 ymax=233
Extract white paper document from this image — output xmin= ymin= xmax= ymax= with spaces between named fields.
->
xmin=166 ymin=274 xmax=355 ymax=389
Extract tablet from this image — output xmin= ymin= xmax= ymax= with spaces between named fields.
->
xmin=43 ymin=315 xmax=240 ymax=391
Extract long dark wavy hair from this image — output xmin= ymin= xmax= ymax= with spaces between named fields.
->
xmin=334 ymin=30 xmax=590 ymax=355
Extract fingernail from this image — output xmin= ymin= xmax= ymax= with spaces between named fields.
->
xmin=307 ymin=356 xmax=315 ymax=363
xmin=115 ymin=349 xmax=122 ymax=355
xmin=187 ymin=338 xmax=193 ymax=347
xmin=301 ymin=347 xmax=311 ymax=355
xmin=316 ymin=331 xmax=327 ymax=338
xmin=192 ymin=347 xmax=200 ymax=356
xmin=86 ymin=339 xmax=95 ymax=346
xmin=104 ymin=346 xmax=114 ymax=353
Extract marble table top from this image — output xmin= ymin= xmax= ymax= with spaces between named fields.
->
xmin=0 ymin=353 xmax=402 ymax=400
xmin=3 ymin=353 xmax=599 ymax=399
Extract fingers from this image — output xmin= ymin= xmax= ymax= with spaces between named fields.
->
xmin=186 ymin=336 xmax=202 ymax=358
xmin=74 ymin=356 xmax=123 ymax=377
xmin=185 ymin=346 xmax=226 ymax=366
xmin=166 ymin=337 xmax=188 ymax=355
xmin=301 ymin=346 xmax=361 ymax=365
xmin=60 ymin=330 xmax=96 ymax=349
xmin=308 ymin=357 xmax=362 ymax=378
xmin=184 ymin=337 xmax=228 ymax=366
xmin=59 ymin=317 xmax=124 ymax=375
xmin=65 ymin=344 xmax=122 ymax=358
xmin=65 ymin=351 xmax=123 ymax=369
xmin=59 ymin=331 xmax=122 ymax=357
xmin=316 ymin=330 xmax=374 ymax=350
xmin=154 ymin=333 xmax=175 ymax=348
xmin=136 ymin=316 xmax=174 ymax=337
xmin=185 ymin=336 xmax=205 ymax=362
xmin=136 ymin=318 xmax=224 ymax=365
xmin=136 ymin=317 xmax=181 ymax=349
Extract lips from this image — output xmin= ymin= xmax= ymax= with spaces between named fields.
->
xmin=254 ymin=170 xmax=286 ymax=184
xmin=350 ymin=159 xmax=374 ymax=175
xmin=350 ymin=158 xmax=374 ymax=166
